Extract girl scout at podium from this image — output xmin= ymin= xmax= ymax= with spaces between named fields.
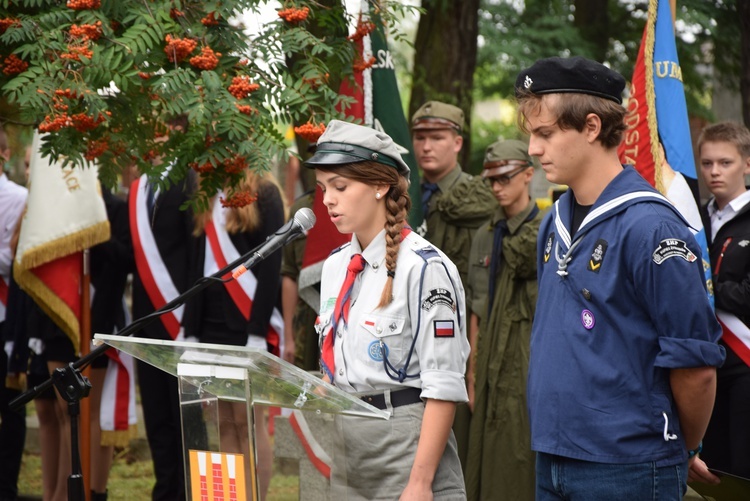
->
xmin=306 ymin=120 xmax=469 ymax=500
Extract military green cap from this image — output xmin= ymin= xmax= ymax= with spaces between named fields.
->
xmin=482 ymin=139 xmax=534 ymax=178
xmin=304 ymin=119 xmax=410 ymax=176
xmin=411 ymin=101 xmax=464 ymax=132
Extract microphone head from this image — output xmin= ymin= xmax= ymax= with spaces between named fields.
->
xmin=293 ymin=207 xmax=316 ymax=231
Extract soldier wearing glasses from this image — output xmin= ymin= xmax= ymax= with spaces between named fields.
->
xmin=465 ymin=139 xmax=544 ymax=501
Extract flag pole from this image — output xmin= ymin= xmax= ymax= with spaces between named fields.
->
xmin=81 ymin=248 xmax=92 ymax=501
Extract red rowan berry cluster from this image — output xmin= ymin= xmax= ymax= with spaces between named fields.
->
xmin=278 ymin=7 xmax=309 ymax=24
xmin=169 ymin=8 xmax=184 ymax=19
xmin=294 ymin=121 xmax=326 ymax=142
xmin=70 ymin=21 xmax=102 ymax=41
xmin=302 ymin=73 xmax=329 ymax=89
xmin=2 ymin=54 xmax=28 ymax=75
xmin=189 ymin=47 xmax=221 ymax=71
xmin=67 ymin=0 xmax=101 ymax=10
xmin=55 ymin=89 xmax=83 ymax=99
xmin=60 ymin=44 xmax=94 ymax=61
xmin=39 ymin=114 xmax=72 ymax=132
xmin=228 ymin=76 xmax=260 ymax=99
xmin=347 ymin=20 xmax=376 ymax=41
xmin=85 ymin=138 xmax=109 ymax=160
xmin=164 ymin=35 xmax=197 ymax=63
xmin=353 ymin=55 xmax=376 ymax=72
xmin=190 ymin=161 xmax=215 ymax=174
xmin=71 ymin=111 xmax=110 ymax=132
xmin=235 ymin=104 xmax=256 ymax=115
xmin=221 ymin=191 xmax=258 ymax=208
xmin=0 ymin=18 xmax=20 ymax=34
xmin=201 ymin=12 xmax=219 ymax=26
xmin=221 ymin=155 xmax=247 ymax=174
xmin=138 ymin=72 xmax=151 ymax=80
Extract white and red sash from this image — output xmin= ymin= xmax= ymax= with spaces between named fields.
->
xmin=128 ymin=175 xmax=184 ymax=340
xmin=717 ymin=309 xmax=750 ymax=367
xmin=204 ymin=198 xmax=284 ymax=355
xmin=0 ymin=275 xmax=8 ymax=322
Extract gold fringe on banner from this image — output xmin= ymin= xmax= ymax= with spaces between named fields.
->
xmin=645 ymin=0 xmax=665 ymax=195
xmin=16 ymin=221 xmax=110 ymax=270
xmin=101 ymin=426 xmax=139 ymax=448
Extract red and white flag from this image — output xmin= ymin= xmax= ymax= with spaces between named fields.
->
xmin=13 ymin=131 xmax=109 ymax=348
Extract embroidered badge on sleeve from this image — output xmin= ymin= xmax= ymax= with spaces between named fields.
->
xmin=433 ymin=320 xmax=455 ymax=338
xmin=652 ymin=239 xmax=697 ymax=265
xmin=421 ymin=288 xmax=456 ymax=312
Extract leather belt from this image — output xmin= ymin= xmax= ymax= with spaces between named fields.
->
xmin=360 ymin=387 xmax=423 ymax=410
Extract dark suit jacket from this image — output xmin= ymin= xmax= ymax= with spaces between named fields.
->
xmin=130 ymin=174 xmax=196 ymax=340
xmin=183 ymin=180 xmax=284 ymax=343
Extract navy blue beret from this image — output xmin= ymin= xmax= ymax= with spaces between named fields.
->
xmin=515 ymin=56 xmax=626 ymax=105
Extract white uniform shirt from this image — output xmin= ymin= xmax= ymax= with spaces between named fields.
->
xmin=0 ymin=173 xmax=27 ymax=278
xmin=318 ymin=229 xmax=469 ymax=402
xmin=707 ymin=190 xmax=750 ymax=240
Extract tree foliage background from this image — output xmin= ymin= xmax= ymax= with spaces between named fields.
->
xmin=0 ymin=0 xmax=413 ymax=206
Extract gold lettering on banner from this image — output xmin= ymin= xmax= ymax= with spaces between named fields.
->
xmin=655 ymin=61 xmax=683 ymax=82
xmin=622 ymin=82 xmax=640 ymax=165
xmin=62 ymin=166 xmax=80 ymax=191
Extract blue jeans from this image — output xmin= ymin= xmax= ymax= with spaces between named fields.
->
xmin=536 ymin=452 xmax=687 ymax=500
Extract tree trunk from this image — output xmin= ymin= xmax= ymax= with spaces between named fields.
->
xmin=409 ymin=0 xmax=480 ymax=170
xmin=739 ymin=0 xmax=750 ymax=127
xmin=574 ymin=0 xmax=610 ymax=63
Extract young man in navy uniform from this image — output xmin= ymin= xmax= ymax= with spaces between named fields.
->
xmin=517 ymin=57 xmax=725 ymax=500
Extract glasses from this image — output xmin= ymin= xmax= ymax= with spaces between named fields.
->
xmin=484 ymin=166 xmax=528 ymax=187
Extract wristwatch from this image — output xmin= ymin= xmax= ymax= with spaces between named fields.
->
xmin=688 ymin=442 xmax=703 ymax=459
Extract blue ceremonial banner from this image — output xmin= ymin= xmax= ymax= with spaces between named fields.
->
xmin=618 ymin=0 xmax=713 ymax=303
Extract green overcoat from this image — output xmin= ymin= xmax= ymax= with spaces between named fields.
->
xmin=465 ymin=201 xmax=544 ymax=501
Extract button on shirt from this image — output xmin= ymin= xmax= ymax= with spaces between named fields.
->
xmin=708 ymin=190 xmax=750 ymax=240
xmin=318 ymin=229 xmax=469 ymax=402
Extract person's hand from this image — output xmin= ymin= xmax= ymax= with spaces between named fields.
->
xmin=283 ymin=344 xmax=295 ymax=364
xmin=400 ymin=481 xmax=433 ymax=501
xmin=466 ymin=376 xmax=475 ymax=413
xmin=688 ymin=456 xmax=721 ymax=485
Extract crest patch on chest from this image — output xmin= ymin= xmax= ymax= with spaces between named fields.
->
xmin=587 ymin=239 xmax=608 ymax=273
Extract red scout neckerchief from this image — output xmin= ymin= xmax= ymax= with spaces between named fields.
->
xmin=128 ymin=175 xmax=184 ymax=340
xmin=204 ymin=197 xmax=284 ymax=356
xmin=321 ymin=227 xmax=411 ymax=382
xmin=0 ymin=276 xmax=8 ymax=322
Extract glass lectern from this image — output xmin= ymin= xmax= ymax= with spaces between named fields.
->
xmin=94 ymin=334 xmax=388 ymax=501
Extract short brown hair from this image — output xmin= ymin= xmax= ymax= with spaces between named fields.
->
xmin=697 ymin=122 xmax=750 ymax=159
xmin=516 ymin=92 xmax=626 ymax=150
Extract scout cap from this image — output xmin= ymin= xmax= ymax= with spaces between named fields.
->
xmin=514 ymin=56 xmax=626 ymax=105
xmin=482 ymin=139 xmax=534 ymax=178
xmin=305 ymin=119 xmax=410 ymax=176
xmin=411 ymin=101 xmax=464 ymax=132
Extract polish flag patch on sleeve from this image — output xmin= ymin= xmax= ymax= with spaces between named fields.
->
xmin=433 ymin=320 xmax=455 ymax=338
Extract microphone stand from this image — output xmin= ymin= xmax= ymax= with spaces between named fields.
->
xmin=10 ymin=230 xmax=303 ymax=501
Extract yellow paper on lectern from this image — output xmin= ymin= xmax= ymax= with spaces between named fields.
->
xmin=189 ymin=450 xmax=247 ymax=500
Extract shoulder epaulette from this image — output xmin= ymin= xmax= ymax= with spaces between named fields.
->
xmin=412 ymin=245 xmax=441 ymax=262
xmin=329 ymin=242 xmax=351 ymax=257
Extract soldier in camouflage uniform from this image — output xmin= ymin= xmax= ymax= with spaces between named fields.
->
xmin=465 ymin=139 xmax=544 ymax=501
xmin=412 ymin=100 xmax=496 ymax=474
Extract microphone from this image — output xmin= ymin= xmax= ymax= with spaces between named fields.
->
xmin=232 ymin=207 xmax=316 ymax=279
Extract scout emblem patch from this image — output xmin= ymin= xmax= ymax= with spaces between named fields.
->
xmin=587 ymin=239 xmax=608 ymax=273
xmin=421 ymin=288 xmax=456 ymax=312
xmin=433 ymin=320 xmax=455 ymax=338
xmin=543 ymin=233 xmax=554 ymax=263
xmin=652 ymin=239 xmax=697 ymax=264
xmin=368 ymin=340 xmax=388 ymax=361
xmin=581 ymin=309 xmax=595 ymax=330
